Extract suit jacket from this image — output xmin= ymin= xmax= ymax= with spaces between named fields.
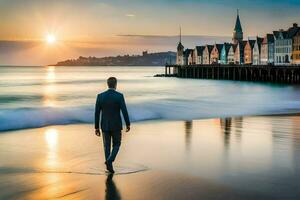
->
xmin=95 ymin=89 xmax=130 ymax=131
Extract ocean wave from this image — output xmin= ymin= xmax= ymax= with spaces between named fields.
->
xmin=0 ymin=105 xmax=162 ymax=132
xmin=1 ymin=100 xmax=300 ymax=132
xmin=0 ymin=94 xmax=44 ymax=103
xmin=0 ymin=78 xmax=152 ymax=88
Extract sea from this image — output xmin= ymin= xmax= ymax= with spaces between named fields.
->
xmin=1 ymin=65 xmax=300 ymax=132
xmin=1 ymin=66 xmax=300 ymax=199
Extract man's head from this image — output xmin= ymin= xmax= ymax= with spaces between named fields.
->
xmin=107 ymin=77 xmax=117 ymax=89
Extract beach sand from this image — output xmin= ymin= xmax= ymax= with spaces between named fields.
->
xmin=0 ymin=116 xmax=300 ymax=199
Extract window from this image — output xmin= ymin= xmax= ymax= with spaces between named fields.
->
xmin=285 ymin=55 xmax=289 ymax=63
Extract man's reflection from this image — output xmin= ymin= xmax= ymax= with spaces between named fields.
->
xmin=185 ymin=121 xmax=192 ymax=151
xmin=105 ymin=174 xmax=121 ymax=200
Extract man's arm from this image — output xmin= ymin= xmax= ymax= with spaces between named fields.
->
xmin=120 ymin=94 xmax=130 ymax=131
xmin=94 ymin=94 xmax=101 ymax=135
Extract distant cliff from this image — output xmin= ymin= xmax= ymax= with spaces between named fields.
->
xmin=53 ymin=51 xmax=176 ymax=66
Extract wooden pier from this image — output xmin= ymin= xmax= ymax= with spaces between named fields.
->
xmin=164 ymin=64 xmax=300 ymax=84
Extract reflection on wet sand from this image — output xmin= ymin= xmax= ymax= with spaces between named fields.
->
xmin=105 ymin=174 xmax=121 ymax=200
xmin=291 ymin=118 xmax=300 ymax=177
xmin=184 ymin=121 xmax=192 ymax=152
xmin=234 ymin=117 xmax=243 ymax=143
xmin=1 ymin=116 xmax=300 ymax=199
xmin=220 ymin=118 xmax=232 ymax=149
xmin=220 ymin=118 xmax=244 ymax=148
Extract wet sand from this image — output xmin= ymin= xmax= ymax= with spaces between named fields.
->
xmin=0 ymin=116 xmax=300 ymax=199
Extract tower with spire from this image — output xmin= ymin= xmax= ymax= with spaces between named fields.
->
xmin=232 ymin=9 xmax=243 ymax=44
xmin=176 ymin=26 xmax=184 ymax=65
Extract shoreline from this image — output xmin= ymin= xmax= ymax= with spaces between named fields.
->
xmin=1 ymin=115 xmax=300 ymax=199
xmin=1 ymin=111 xmax=300 ymax=133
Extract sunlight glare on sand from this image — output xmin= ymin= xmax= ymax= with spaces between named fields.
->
xmin=44 ymin=128 xmax=58 ymax=168
xmin=45 ymin=128 xmax=58 ymax=147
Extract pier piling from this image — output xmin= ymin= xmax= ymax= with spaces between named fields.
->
xmin=165 ymin=64 xmax=300 ymax=84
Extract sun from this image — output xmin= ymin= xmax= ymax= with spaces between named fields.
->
xmin=46 ymin=34 xmax=56 ymax=44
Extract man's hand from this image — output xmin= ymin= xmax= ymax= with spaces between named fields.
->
xmin=95 ymin=129 xmax=101 ymax=137
xmin=126 ymin=126 xmax=130 ymax=132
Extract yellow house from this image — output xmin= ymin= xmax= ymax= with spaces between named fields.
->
xmin=292 ymin=29 xmax=300 ymax=64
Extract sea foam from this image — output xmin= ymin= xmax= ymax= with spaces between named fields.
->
xmin=1 ymin=99 xmax=300 ymax=132
xmin=0 ymin=104 xmax=161 ymax=131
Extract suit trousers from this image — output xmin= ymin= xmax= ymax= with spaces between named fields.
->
xmin=102 ymin=130 xmax=122 ymax=162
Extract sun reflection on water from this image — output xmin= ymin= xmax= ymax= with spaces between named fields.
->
xmin=44 ymin=66 xmax=57 ymax=107
xmin=46 ymin=66 xmax=56 ymax=82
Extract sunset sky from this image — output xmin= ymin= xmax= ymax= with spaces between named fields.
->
xmin=1 ymin=0 xmax=300 ymax=65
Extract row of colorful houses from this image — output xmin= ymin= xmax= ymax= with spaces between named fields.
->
xmin=176 ymin=11 xmax=300 ymax=66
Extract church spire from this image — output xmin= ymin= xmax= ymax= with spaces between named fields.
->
xmin=179 ymin=26 xmax=181 ymax=43
xmin=177 ymin=26 xmax=184 ymax=54
xmin=234 ymin=9 xmax=242 ymax=32
xmin=233 ymin=9 xmax=243 ymax=44
xmin=176 ymin=26 xmax=184 ymax=65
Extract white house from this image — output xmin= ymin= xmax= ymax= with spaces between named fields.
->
xmin=194 ymin=46 xmax=205 ymax=64
xmin=274 ymin=24 xmax=299 ymax=65
xmin=253 ymin=37 xmax=263 ymax=65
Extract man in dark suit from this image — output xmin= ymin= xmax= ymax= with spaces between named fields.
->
xmin=95 ymin=77 xmax=130 ymax=173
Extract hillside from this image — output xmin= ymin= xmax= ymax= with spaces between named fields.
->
xmin=54 ymin=51 xmax=176 ymax=66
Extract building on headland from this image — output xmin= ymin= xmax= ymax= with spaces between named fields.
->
xmin=232 ymin=9 xmax=243 ymax=44
xmin=261 ymin=34 xmax=275 ymax=65
xmin=220 ymin=43 xmax=232 ymax=64
xmin=194 ymin=46 xmax=205 ymax=64
xmin=142 ymin=51 xmax=148 ymax=56
xmin=203 ymin=45 xmax=214 ymax=64
xmin=253 ymin=37 xmax=264 ymax=65
xmin=175 ymin=10 xmax=300 ymax=66
xmin=210 ymin=44 xmax=223 ymax=64
xmin=293 ymin=29 xmax=300 ymax=64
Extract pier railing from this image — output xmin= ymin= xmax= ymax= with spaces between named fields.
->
xmin=164 ymin=64 xmax=300 ymax=84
